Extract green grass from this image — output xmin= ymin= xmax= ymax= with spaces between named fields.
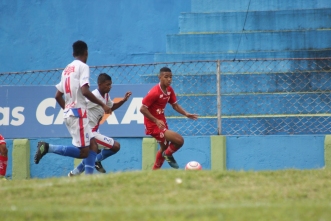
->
xmin=1 ymin=169 xmax=331 ymax=221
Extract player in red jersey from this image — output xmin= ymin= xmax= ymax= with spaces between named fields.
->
xmin=0 ymin=134 xmax=8 ymax=179
xmin=140 ymin=67 xmax=198 ymax=169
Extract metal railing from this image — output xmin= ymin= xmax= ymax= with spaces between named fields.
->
xmin=1 ymin=58 xmax=331 ymax=135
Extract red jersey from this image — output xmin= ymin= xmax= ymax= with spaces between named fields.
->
xmin=142 ymin=83 xmax=177 ymax=127
xmin=0 ymin=134 xmax=5 ymax=145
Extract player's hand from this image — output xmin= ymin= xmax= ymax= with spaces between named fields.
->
xmin=102 ymin=104 xmax=112 ymax=114
xmin=123 ymin=91 xmax=132 ymax=101
xmin=186 ymin=113 xmax=198 ymax=120
xmin=155 ymin=119 xmax=166 ymax=130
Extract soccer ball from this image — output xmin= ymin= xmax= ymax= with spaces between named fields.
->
xmin=185 ymin=161 xmax=202 ymax=170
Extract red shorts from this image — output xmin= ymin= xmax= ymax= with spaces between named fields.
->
xmin=145 ymin=123 xmax=169 ymax=145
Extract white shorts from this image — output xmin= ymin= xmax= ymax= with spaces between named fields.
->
xmin=64 ymin=116 xmax=93 ymax=147
xmin=92 ymin=131 xmax=114 ymax=149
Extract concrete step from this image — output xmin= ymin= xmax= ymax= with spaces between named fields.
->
xmin=164 ymin=116 xmax=331 ymax=135
xmin=155 ymin=50 xmax=331 ymax=62
xmin=166 ymin=30 xmax=331 ymax=53
xmin=165 ymin=92 xmax=331 ymax=117
xmin=141 ymin=70 xmax=331 ymax=94
xmin=179 ymin=9 xmax=331 ymax=33
xmin=220 ymin=117 xmax=331 ymax=135
xmin=191 ymin=0 xmax=331 ymax=13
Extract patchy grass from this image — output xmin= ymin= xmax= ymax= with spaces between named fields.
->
xmin=1 ymin=169 xmax=331 ymax=221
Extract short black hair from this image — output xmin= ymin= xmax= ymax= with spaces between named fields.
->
xmin=160 ymin=67 xmax=172 ymax=73
xmin=98 ymin=73 xmax=112 ymax=84
xmin=72 ymin=40 xmax=88 ymax=56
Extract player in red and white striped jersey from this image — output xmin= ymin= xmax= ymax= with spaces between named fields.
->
xmin=140 ymin=67 xmax=198 ymax=169
xmin=34 ymin=41 xmax=112 ymax=175
xmin=69 ymin=73 xmax=131 ymax=176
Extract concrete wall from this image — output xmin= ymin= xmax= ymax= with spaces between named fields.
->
xmin=0 ymin=0 xmax=191 ymax=73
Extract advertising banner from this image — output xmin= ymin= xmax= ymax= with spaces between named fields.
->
xmin=0 ymin=84 xmax=154 ymax=138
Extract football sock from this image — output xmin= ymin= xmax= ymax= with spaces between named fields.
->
xmin=0 ymin=155 xmax=8 ymax=176
xmin=48 ymin=144 xmax=80 ymax=158
xmin=164 ymin=143 xmax=179 ymax=156
xmin=85 ymin=150 xmax=97 ymax=174
xmin=95 ymin=149 xmax=116 ymax=162
xmin=72 ymin=161 xmax=85 ymax=175
xmin=152 ymin=150 xmax=165 ymax=170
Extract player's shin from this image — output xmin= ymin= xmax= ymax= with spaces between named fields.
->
xmin=48 ymin=144 xmax=80 ymax=158
xmin=164 ymin=143 xmax=179 ymax=156
xmin=84 ymin=150 xmax=97 ymax=174
xmin=152 ymin=150 xmax=165 ymax=170
xmin=72 ymin=160 xmax=85 ymax=175
xmin=96 ymin=149 xmax=116 ymax=162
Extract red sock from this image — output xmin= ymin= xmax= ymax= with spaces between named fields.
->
xmin=0 ymin=155 xmax=8 ymax=177
xmin=164 ymin=143 xmax=179 ymax=156
xmin=152 ymin=150 xmax=165 ymax=170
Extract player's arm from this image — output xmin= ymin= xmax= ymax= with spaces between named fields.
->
xmin=81 ymin=84 xmax=111 ymax=114
xmin=171 ymin=103 xmax=198 ymax=120
xmin=55 ymin=90 xmax=65 ymax=109
xmin=111 ymin=91 xmax=132 ymax=111
xmin=140 ymin=105 xmax=166 ymax=129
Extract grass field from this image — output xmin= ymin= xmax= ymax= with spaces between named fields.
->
xmin=1 ymin=169 xmax=331 ymax=221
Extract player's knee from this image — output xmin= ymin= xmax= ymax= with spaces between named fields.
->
xmin=178 ymin=140 xmax=184 ymax=148
xmin=112 ymin=142 xmax=120 ymax=152
xmin=174 ymin=136 xmax=184 ymax=147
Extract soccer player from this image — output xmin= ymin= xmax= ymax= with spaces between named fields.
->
xmin=140 ymin=67 xmax=198 ymax=169
xmin=34 ymin=40 xmax=112 ymax=175
xmin=0 ymin=134 xmax=8 ymax=180
xmin=69 ymin=73 xmax=132 ymax=176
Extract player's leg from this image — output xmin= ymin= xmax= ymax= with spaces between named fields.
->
xmin=147 ymin=125 xmax=168 ymax=170
xmin=152 ymin=140 xmax=168 ymax=170
xmin=0 ymin=143 xmax=8 ymax=179
xmin=83 ymin=137 xmax=98 ymax=174
xmin=164 ymin=129 xmax=184 ymax=154
xmin=161 ymin=129 xmax=184 ymax=169
xmin=34 ymin=117 xmax=89 ymax=164
xmin=94 ymin=133 xmax=119 ymax=173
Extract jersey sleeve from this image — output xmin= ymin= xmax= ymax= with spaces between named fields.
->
xmin=79 ymin=64 xmax=90 ymax=87
xmin=168 ymin=87 xmax=177 ymax=104
xmin=142 ymin=88 xmax=157 ymax=108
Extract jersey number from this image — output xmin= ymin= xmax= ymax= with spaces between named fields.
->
xmin=65 ymin=77 xmax=72 ymax=97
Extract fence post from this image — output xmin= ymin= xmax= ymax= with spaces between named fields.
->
xmin=216 ymin=60 xmax=222 ymax=135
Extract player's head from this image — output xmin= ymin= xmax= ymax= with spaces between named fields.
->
xmin=98 ymin=73 xmax=112 ymax=94
xmin=159 ymin=67 xmax=172 ymax=87
xmin=72 ymin=40 xmax=88 ymax=63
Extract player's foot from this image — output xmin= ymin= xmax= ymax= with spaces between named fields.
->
xmin=95 ymin=161 xmax=106 ymax=173
xmin=34 ymin=142 xmax=49 ymax=164
xmin=162 ymin=152 xmax=179 ymax=169
xmin=68 ymin=171 xmax=77 ymax=177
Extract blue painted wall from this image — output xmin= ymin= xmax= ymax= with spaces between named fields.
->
xmin=0 ymin=0 xmax=191 ymax=73
xmin=5 ymin=135 xmax=325 ymax=178
xmin=226 ymin=135 xmax=325 ymax=170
